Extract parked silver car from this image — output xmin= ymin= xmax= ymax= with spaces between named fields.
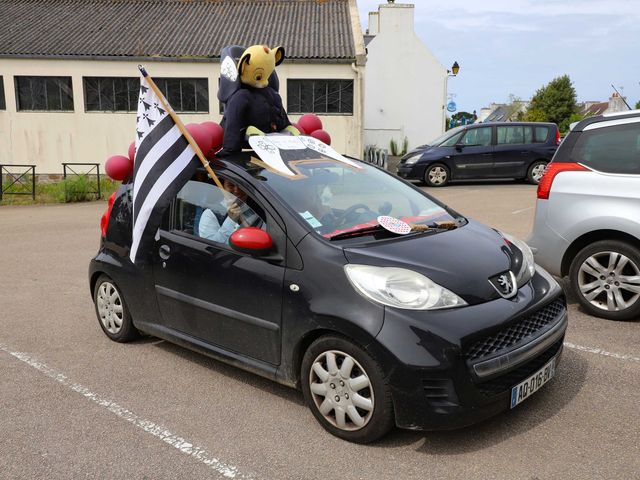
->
xmin=528 ymin=110 xmax=640 ymax=321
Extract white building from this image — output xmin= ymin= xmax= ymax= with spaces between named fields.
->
xmin=0 ymin=0 xmax=366 ymax=175
xmin=363 ymin=1 xmax=448 ymax=153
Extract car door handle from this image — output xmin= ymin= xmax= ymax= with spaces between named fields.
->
xmin=159 ymin=244 xmax=171 ymax=260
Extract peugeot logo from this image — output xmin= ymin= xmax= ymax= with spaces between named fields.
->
xmin=489 ymin=271 xmax=517 ymax=299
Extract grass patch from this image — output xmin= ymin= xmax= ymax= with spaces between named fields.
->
xmin=0 ymin=175 xmax=120 ymax=206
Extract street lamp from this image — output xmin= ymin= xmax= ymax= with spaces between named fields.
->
xmin=444 ymin=61 xmax=460 ymax=130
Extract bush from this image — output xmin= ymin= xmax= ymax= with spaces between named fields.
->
xmin=0 ymin=175 xmax=119 ymax=205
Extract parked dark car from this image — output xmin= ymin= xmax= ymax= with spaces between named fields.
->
xmin=398 ymin=122 xmax=560 ymax=186
xmin=90 ymin=138 xmax=567 ymax=443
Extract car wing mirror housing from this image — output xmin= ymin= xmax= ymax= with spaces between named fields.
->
xmin=229 ymin=227 xmax=274 ymax=257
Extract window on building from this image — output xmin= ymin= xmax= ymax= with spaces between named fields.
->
xmin=0 ymin=76 xmax=5 ymax=110
xmin=84 ymin=77 xmax=139 ymax=112
xmin=287 ymin=79 xmax=353 ymax=114
xmin=15 ymin=76 xmax=74 ymax=111
xmin=154 ymin=78 xmax=209 ymax=113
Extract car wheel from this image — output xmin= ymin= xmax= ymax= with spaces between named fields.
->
xmin=527 ymin=160 xmax=548 ymax=184
xmin=93 ymin=274 xmax=140 ymax=342
xmin=569 ymin=240 xmax=640 ymax=321
xmin=423 ymin=163 xmax=450 ymax=187
xmin=301 ymin=335 xmax=394 ymax=443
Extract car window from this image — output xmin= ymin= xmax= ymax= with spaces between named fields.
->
xmin=570 ymin=122 xmax=640 ymax=174
xmin=497 ymin=126 xmax=527 ymax=145
xmin=174 ymin=176 xmax=266 ymax=246
xmin=460 ymin=127 xmax=491 ymax=146
xmin=440 ymin=131 xmax=464 ymax=147
xmin=255 ymin=160 xmax=457 ymax=239
xmin=534 ymin=126 xmax=550 ymax=143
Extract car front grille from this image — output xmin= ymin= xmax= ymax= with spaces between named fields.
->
xmin=475 ymin=339 xmax=563 ymax=397
xmin=465 ymin=298 xmax=565 ymax=362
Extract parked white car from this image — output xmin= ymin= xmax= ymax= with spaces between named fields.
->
xmin=528 ymin=109 xmax=640 ymax=321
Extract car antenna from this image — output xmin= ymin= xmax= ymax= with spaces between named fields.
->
xmin=610 ymin=84 xmax=632 ymax=110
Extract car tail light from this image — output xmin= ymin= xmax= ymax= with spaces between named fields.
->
xmin=537 ymin=163 xmax=589 ymax=200
xmin=556 ymin=129 xmax=561 ymax=145
xmin=100 ymin=192 xmax=118 ymax=237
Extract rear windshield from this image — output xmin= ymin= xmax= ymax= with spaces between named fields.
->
xmin=570 ymin=122 xmax=640 ymax=174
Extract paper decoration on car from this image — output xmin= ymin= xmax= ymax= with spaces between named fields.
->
xmin=377 ymin=215 xmax=412 ymax=235
xmin=249 ymin=135 xmax=362 ymax=177
xmin=220 ymin=56 xmax=238 ymax=82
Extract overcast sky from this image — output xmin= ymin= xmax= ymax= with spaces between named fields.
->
xmin=357 ymin=0 xmax=640 ymax=114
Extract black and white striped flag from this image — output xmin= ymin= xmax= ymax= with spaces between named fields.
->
xmin=130 ymin=73 xmax=199 ymax=264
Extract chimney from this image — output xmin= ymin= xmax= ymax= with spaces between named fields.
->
xmin=608 ymin=92 xmax=627 ymax=113
xmin=367 ymin=11 xmax=379 ymax=35
xmin=378 ymin=2 xmax=415 ymax=34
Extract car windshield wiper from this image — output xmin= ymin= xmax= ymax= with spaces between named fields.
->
xmin=328 ymin=224 xmax=390 ymax=241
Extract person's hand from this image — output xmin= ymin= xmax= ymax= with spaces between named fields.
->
xmin=227 ymin=202 xmax=243 ymax=223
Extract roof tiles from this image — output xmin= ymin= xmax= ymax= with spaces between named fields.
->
xmin=0 ymin=0 xmax=356 ymax=60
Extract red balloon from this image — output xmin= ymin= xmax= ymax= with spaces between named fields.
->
xmin=128 ymin=142 xmax=135 ymax=162
xmin=310 ymin=129 xmax=331 ymax=146
xmin=186 ymin=123 xmax=213 ymax=155
xmin=298 ymin=114 xmax=323 ymax=136
xmin=292 ymin=122 xmax=307 ymax=135
xmin=201 ymin=121 xmax=224 ymax=157
xmin=105 ymin=155 xmax=133 ymax=181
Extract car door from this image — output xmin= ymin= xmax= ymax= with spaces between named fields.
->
xmin=151 ymin=173 xmax=286 ymax=365
xmin=493 ymin=125 xmax=534 ymax=178
xmin=451 ymin=126 xmax=494 ymax=178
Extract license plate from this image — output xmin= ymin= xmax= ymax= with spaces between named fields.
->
xmin=510 ymin=357 xmax=556 ymax=408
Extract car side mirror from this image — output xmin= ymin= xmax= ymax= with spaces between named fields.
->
xmin=229 ymin=227 xmax=274 ymax=257
xmin=455 ymin=144 xmax=464 ymax=152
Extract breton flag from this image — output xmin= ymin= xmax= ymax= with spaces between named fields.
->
xmin=130 ymin=68 xmax=200 ymax=264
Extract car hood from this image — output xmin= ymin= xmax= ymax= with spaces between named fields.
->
xmin=343 ymin=220 xmax=514 ymax=305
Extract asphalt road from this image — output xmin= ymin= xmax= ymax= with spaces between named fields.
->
xmin=1 ymin=182 xmax=638 ymax=479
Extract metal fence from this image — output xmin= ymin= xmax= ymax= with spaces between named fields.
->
xmin=62 ymin=163 xmax=102 ymax=201
xmin=0 ymin=164 xmax=36 ymax=201
xmin=363 ymin=146 xmax=388 ymax=170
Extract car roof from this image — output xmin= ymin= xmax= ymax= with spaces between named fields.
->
xmin=570 ymin=109 xmax=640 ymax=132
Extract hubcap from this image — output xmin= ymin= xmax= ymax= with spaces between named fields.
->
xmin=531 ymin=163 xmax=547 ymax=183
xmin=428 ymin=166 xmax=447 ymax=185
xmin=308 ymin=350 xmax=374 ymax=431
xmin=96 ymin=282 xmax=124 ymax=334
xmin=578 ymin=251 xmax=640 ymax=312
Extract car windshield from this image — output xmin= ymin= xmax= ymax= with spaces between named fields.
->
xmin=251 ymin=157 xmax=460 ymax=240
xmin=425 ymin=126 xmax=465 ymax=147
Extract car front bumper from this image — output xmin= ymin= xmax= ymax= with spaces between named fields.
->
xmin=375 ymin=267 xmax=568 ymax=430
xmin=397 ymin=163 xmax=423 ymax=180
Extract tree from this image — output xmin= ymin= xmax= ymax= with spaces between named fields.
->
xmin=636 ymin=100 xmax=640 ymax=110
xmin=525 ymin=75 xmax=577 ymax=132
xmin=452 ymin=111 xmax=476 ymax=125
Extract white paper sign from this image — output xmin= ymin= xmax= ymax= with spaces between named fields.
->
xmin=377 ymin=215 xmax=411 ymax=235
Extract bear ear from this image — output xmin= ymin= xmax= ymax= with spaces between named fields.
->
xmin=274 ymin=46 xmax=285 ymax=66
xmin=238 ymin=53 xmax=251 ymax=75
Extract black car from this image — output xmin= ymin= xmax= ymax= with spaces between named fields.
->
xmin=398 ymin=122 xmax=560 ymax=186
xmin=90 ymin=138 xmax=567 ymax=443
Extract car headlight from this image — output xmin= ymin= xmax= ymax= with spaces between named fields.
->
xmin=403 ymin=153 xmax=423 ymax=165
xmin=500 ymin=232 xmax=536 ymax=287
xmin=344 ymin=264 xmax=467 ymax=310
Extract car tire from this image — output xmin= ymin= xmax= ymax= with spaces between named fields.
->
xmin=301 ymin=335 xmax=394 ymax=443
xmin=423 ymin=163 xmax=450 ymax=187
xmin=569 ymin=240 xmax=640 ymax=321
xmin=93 ymin=274 xmax=140 ymax=342
xmin=527 ymin=160 xmax=548 ymax=184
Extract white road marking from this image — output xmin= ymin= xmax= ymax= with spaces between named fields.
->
xmin=512 ymin=206 xmax=534 ymax=214
xmin=564 ymin=342 xmax=640 ymax=364
xmin=0 ymin=344 xmax=255 ymax=479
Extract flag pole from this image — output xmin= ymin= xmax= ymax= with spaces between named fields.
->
xmin=138 ymin=65 xmax=224 ymax=190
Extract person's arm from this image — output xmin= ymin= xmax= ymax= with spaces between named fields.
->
xmin=198 ymin=209 xmax=221 ymax=240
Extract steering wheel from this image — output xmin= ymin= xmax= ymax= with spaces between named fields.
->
xmin=333 ymin=203 xmax=376 ymax=229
